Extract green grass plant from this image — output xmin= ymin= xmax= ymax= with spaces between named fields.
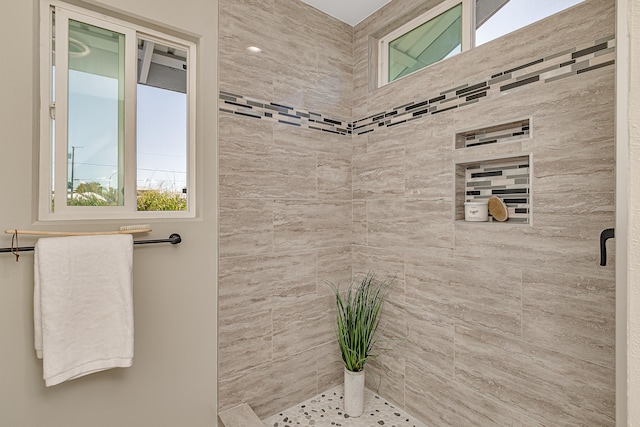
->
xmin=326 ymin=272 xmax=394 ymax=372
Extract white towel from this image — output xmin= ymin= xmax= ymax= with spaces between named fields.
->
xmin=34 ymin=234 xmax=134 ymax=387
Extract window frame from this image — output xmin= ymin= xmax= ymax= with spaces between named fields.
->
xmin=378 ymin=0 xmax=474 ymax=87
xmin=378 ymin=0 xmax=585 ymax=87
xmin=38 ymin=0 xmax=197 ymax=221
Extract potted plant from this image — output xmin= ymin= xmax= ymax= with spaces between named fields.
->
xmin=326 ymin=272 xmax=394 ymax=417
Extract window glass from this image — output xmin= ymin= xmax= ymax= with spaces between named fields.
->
xmin=378 ymin=0 xmax=586 ymax=87
xmin=40 ymin=1 xmax=196 ymax=220
xmin=66 ymin=19 xmax=125 ymax=207
xmin=475 ymin=0 xmax=585 ymax=46
xmin=136 ymin=39 xmax=188 ymax=211
xmin=388 ymin=3 xmax=462 ymax=82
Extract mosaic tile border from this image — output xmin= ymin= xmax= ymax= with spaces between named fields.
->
xmin=219 ymin=35 xmax=615 ymax=138
xmin=219 ymin=91 xmax=352 ymax=135
xmin=351 ymin=35 xmax=615 ymax=135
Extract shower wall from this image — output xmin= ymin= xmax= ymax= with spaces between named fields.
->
xmin=217 ymin=0 xmax=354 ymax=418
xmin=218 ymin=0 xmax=617 ymax=424
xmin=353 ymin=0 xmax=616 ymax=425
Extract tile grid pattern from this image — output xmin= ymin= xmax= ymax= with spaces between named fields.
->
xmin=219 ymin=35 xmax=615 ymax=137
xmin=218 ymin=1 xmax=617 ymax=424
xmin=217 ymin=0 xmax=355 ymax=419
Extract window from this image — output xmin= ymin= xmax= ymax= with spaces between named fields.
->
xmin=379 ymin=0 xmax=473 ymax=86
xmin=39 ymin=1 xmax=196 ymax=220
xmin=475 ymin=0 xmax=585 ymax=46
xmin=378 ymin=0 xmax=585 ymax=86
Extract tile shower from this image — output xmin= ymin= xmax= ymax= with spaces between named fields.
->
xmin=218 ymin=0 xmax=616 ymax=425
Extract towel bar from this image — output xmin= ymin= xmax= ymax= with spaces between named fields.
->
xmin=0 ymin=233 xmax=182 ymax=254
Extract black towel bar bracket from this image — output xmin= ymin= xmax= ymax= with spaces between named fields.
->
xmin=0 ymin=233 xmax=182 ymax=254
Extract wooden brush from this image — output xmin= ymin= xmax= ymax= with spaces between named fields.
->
xmin=488 ymin=196 xmax=509 ymax=222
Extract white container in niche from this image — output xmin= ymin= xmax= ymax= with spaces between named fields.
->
xmin=464 ymin=200 xmax=489 ymax=221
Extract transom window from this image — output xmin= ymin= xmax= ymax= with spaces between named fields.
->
xmin=379 ymin=0 xmax=585 ymax=86
xmin=39 ymin=0 xmax=196 ymax=220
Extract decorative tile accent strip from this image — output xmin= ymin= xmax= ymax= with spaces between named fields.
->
xmin=219 ymin=35 xmax=615 ymax=139
xmin=351 ymin=36 xmax=615 ymax=136
xmin=459 ymin=156 xmax=531 ymax=223
xmin=262 ymin=385 xmax=427 ymax=427
xmin=219 ymin=91 xmax=351 ymax=135
xmin=456 ymin=119 xmax=530 ymax=149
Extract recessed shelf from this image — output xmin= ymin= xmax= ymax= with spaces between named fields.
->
xmin=455 ymin=118 xmax=530 ymax=149
xmin=455 ymin=155 xmax=531 ymax=224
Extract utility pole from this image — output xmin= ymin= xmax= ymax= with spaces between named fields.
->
xmin=70 ymin=145 xmax=83 ymax=196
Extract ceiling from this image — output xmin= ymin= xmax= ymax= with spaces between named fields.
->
xmin=299 ymin=0 xmax=393 ymax=26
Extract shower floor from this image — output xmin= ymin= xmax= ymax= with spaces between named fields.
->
xmin=262 ymin=385 xmax=427 ymax=427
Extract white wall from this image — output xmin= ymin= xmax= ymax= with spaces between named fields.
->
xmin=0 ymin=1 xmax=218 ymax=426
xmin=619 ymin=0 xmax=639 ymax=425
xmin=624 ymin=0 xmax=640 ymax=423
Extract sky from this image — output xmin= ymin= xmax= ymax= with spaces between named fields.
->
xmin=68 ymin=71 xmax=187 ymax=193
xmin=135 ymin=84 xmax=187 ymax=192
xmin=476 ymin=0 xmax=584 ymax=45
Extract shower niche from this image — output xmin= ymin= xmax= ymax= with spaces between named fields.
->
xmin=454 ymin=119 xmax=532 ymax=224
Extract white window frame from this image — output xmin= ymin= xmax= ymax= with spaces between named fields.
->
xmin=38 ymin=0 xmax=197 ymax=221
xmin=378 ymin=0 xmax=474 ymax=87
xmin=378 ymin=0 xmax=587 ymax=88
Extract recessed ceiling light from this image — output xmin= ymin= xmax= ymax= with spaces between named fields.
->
xmin=247 ymin=46 xmax=262 ymax=53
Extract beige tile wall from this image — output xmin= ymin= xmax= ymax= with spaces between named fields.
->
xmin=217 ymin=0 xmax=354 ymax=417
xmin=355 ymin=0 xmax=616 ymax=425
xmin=218 ymin=0 xmax=616 ymax=424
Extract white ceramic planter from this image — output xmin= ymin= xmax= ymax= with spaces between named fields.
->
xmin=343 ymin=367 xmax=365 ymax=417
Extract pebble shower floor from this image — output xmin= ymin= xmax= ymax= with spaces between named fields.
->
xmin=263 ymin=385 xmax=427 ymax=427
